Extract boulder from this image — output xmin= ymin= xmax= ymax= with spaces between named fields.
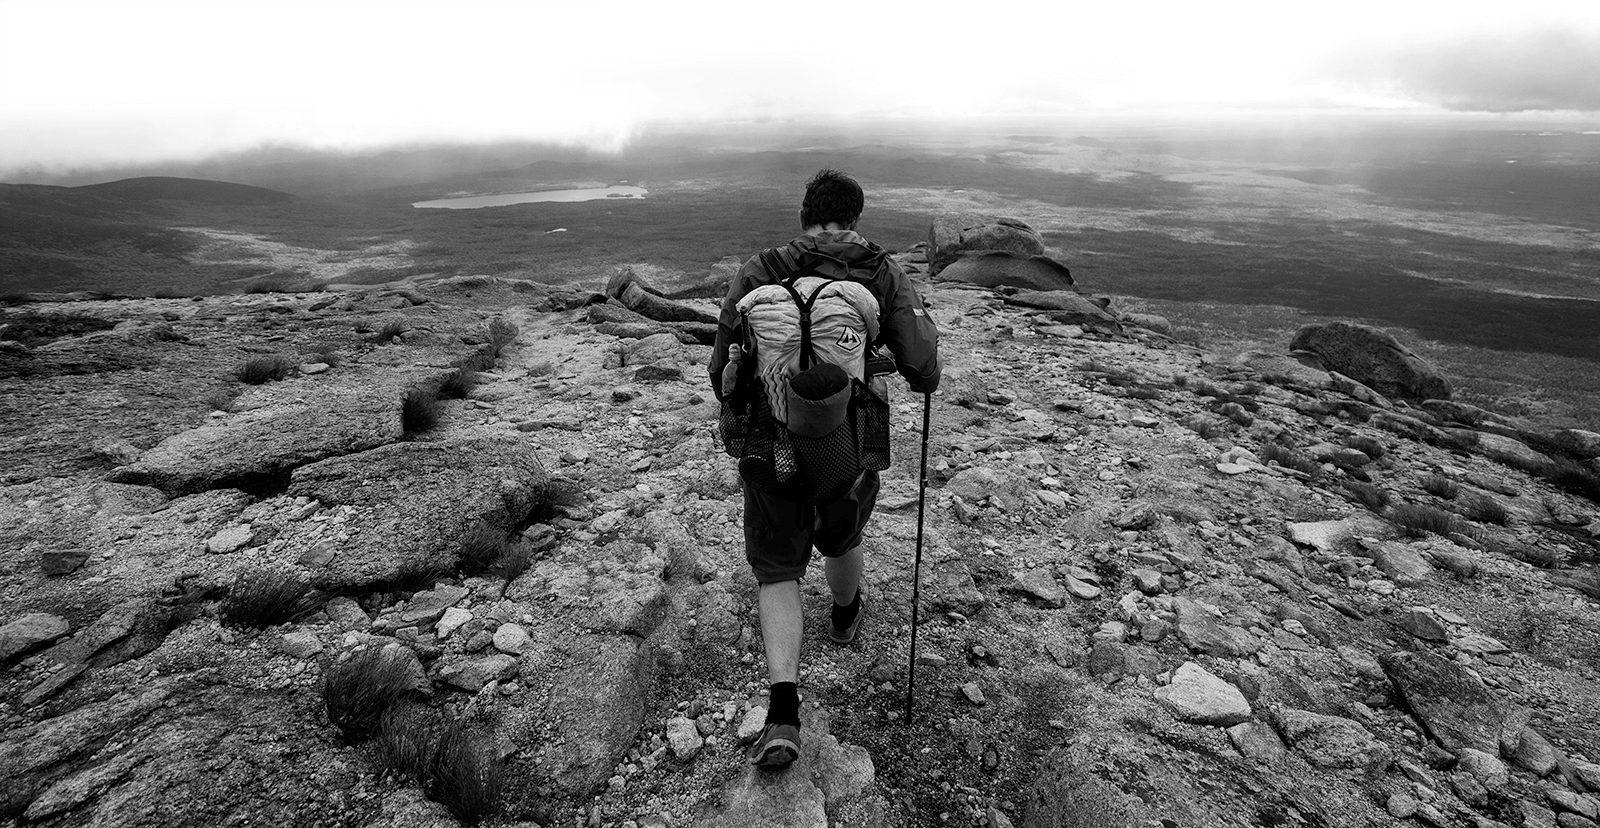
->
xmin=1365 ymin=542 xmax=1435 ymax=587
xmin=1154 ymin=662 xmax=1252 ymax=726
xmin=1121 ymin=313 xmax=1171 ymax=335
xmin=927 ymin=214 xmax=1045 ymax=277
xmin=1226 ymin=721 xmax=1288 ymax=764
xmin=109 ymin=383 xmax=407 ymax=495
xmin=936 ymin=253 xmax=1075 ymax=292
xmin=531 ymin=634 xmax=654 ymax=797
xmin=619 ymin=282 xmax=718 ymax=325
xmin=1005 ymin=291 xmax=1120 ymax=330
xmin=1475 ymin=432 xmax=1550 ymax=471
xmin=1172 ymin=596 xmax=1257 ymax=658
xmin=1382 ymin=650 xmax=1515 ymax=753
xmin=285 ymin=436 xmax=549 ymax=591
xmin=1288 ymin=322 xmax=1451 ymax=402
xmin=1233 ymin=350 xmax=1333 ymax=391
xmin=697 ymin=707 xmax=878 ymax=827
xmin=0 ymin=613 xmax=70 ymax=662
xmin=1270 ymin=707 xmax=1391 ymax=770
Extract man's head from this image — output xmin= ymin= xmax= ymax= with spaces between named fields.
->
xmin=800 ymin=169 xmax=863 ymax=231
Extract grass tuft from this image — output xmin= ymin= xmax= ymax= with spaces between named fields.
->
xmin=1460 ymin=494 xmax=1511 ymax=526
xmin=1260 ymin=443 xmax=1320 ymax=476
xmin=424 ymin=723 xmax=503 ymax=826
xmin=437 ymin=368 xmax=478 ymax=400
xmin=527 ymin=360 xmax=556 ymax=377
xmin=457 ymin=524 xmax=510 ymax=574
xmin=403 ymin=387 xmax=441 ymax=435
xmin=1536 ymin=456 xmax=1600 ymax=504
xmin=234 ymin=355 xmax=292 ymax=385
xmin=1388 ymin=503 xmax=1461 ymax=538
xmin=372 ymin=320 xmax=406 ymax=344
xmin=1343 ymin=480 xmax=1390 ymax=512
xmin=487 ymin=317 xmax=519 ymax=357
xmin=220 ymin=568 xmax=320 ymax=628
xmin=377 ymin=702 xmax=444 ymax=781
xmin=324 ymin=646 xmax=422 ymax=741
xmin=1420 ymin=474 xmax=1461 ymax=500
xmin=1343 ymin=435 xmax=1387 ymax=460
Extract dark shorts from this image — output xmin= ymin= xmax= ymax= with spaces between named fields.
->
xmin=743 ymin=470 xmax=880 ymax=583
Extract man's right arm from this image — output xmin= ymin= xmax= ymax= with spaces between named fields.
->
xmin=877 ymin=260 xmax=942 ymax=394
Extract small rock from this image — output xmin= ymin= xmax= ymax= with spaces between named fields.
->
xmin=0 ymin=612 xmax=70 ymax=661
xmin=464 ymin=630 xmax=493 ymax=652
xmin=1548 ymin=791 xmax=1600 ymax=821
xmin=439 ymin=654 xmax=518 ymax=692
xmin=1387 ymin=793 xmax=1420 ymax=819
xmin=39 ymin=550 xmax=89 ymax=576
xmin=736 ymin=707 xmax=767 ymax=743
xmin=1557 ymin=813 xmax=1600 ymax=828
xmin=300 ymin=362 xmax=330 ymax=375
xmin=1009 ymin=568 xmax=1065 ymax=607
xmin=634 ymin=365 xmax=682 ymax=382
xmin=1457 ymin=748 xmax=1510 ymax=791
xmin=205 ymin=524 xmax=255 ymax=554
xmin=1574 ymin=761 xmax=1600 ymax=791
xmin=278 ymin=630 xmax=323 ymax=659
xmin=435 ymin=607 xmax=473 ymax=640
xmin=324 ymin=597 xmax=371 ymax=632
xmin=1112 ymin=503 xmax=1157 ymax=531
xmin=296 ymin=541 xmax=336 ymax=568
xmin=1130 ymin=568 xmax=1164 ymax=595
xmin=399 ymin=584 xmax=470 ymax=625
xmin=1400 ymin=607 xmax=1450 ymax=641
xmin=492 ymin=623 xmax=532 ymax=655
xmin=1505 ymin=727 xmax=1561 ymax=777
xmin=916 ymin=653 xmax=948 ymax=667
xmin=665 ymin=716 xmax=703 ymax=760
xmin=1227 ymin=721 xmax=1287 ymax=764
xmin=959 ymin=682 xmax=987 ymax=706
xmin=1154 ymin=662 xmax=1252 ymax=726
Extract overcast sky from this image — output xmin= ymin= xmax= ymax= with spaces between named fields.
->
xmin=2 ymin=0 xmax=1598 ymax=172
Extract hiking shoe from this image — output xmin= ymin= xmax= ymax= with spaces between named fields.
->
xmin=747 ymin=723 xmax=801 ymax=768
xmin=829 ymin=588 xmax=864 ymax=645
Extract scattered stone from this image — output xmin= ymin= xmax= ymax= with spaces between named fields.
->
xmin=1227 ymin=721 xmax=1287 ymax=764
xmin=277 ymin=630 xmax=323 ymax=659
xmin=634 ymin=364 xmax=682 ymax=382
xmin=1130 ymin=568 xmax=1164 ymax=595
xmin=1271 ymin=707 xmax=1391 ymax=770
xmin=1154 ymin=662 xmax=1252 ymax=726
xmin=435 ymin=607 xmax=473 ymax=639
xmin=959 ymin=682 xmax=987 ymax=706
xmin=492 ymin=623 xmax=532 ymax=655
xmin=1382 ymin=650 xmax=1512 ymax=753
xmin=665 ymin=716 xmax=703 ymax=761
xmin=1573 ymin=761 xmax=1600 ymax=791
xmin=1388 ymin=793 xmax=1420 ymax=819
xmin=736 ymin=707 xmax=767 ymax=744
xmin=916 ymin=653 xmax=947 ymax=668
xmin=325 ymin=597 xmax=372 ymax=632
xmin=1112 ymin=503 xmax=1157 ymax=531
xmin=1008 ymin=568 xmax=1065 ymax=608
xmin=1399 ymin=607 xmax=1450 ymax=641
xmin=439 ymin=653 xmax=518 ymax=692
xmin=39 ymin=550 xmax=89 ymax=576
xmin=1368 ymin=542 xmax=1435 ymax=586
xmin=400 ymin=584 xmax=470 ymax=626
xmin=205 ymin=524 xmax=255 ymax=554
xmin=0 ymin=613 xmax=70 ymax=661
xmin=1549 ymin=790 xmax=1600 ymax=821
xmin=1173 ymin=596 xmax=1256 ymax=657
xmin=1457 ymin=748 xmax=1510 ymax=791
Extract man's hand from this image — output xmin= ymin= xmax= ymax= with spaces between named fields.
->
xmin=720 ymin=344 xmax=744 ymax=398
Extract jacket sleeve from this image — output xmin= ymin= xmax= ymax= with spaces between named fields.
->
xmin=877 ymin=259 xmax=942 ymax=394
xmin=708 ymin=256 xmax=762 ymax=401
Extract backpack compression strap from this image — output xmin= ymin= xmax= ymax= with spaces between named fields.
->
xmin=757 ymin=249 xmax=834 ymax=370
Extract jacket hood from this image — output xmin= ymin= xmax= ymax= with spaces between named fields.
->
xmin=785 ymin=230 xmax=890 ymax=275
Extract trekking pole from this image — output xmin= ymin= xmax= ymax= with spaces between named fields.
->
xmin=905 ymin=391 xmax=933 ymax=724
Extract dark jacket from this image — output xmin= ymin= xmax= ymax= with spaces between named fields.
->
xmin=709 ymin=230 xmax=941 ymax=400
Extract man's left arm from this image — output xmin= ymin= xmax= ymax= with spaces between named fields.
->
xmin=876 ymin=259 xmax=942 ymax=394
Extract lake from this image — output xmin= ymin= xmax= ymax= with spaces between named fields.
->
xmin=412 ymin=185 xmax=647 ymax=209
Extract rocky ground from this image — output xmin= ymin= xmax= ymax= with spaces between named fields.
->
xmin=1 ymin=249 xmax=1599 ymax=828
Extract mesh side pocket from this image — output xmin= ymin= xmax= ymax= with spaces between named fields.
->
xmin=718 ymin=392 xmax=753 ymax=458
xmin=856 ymin=380 xmax=891 ymax=472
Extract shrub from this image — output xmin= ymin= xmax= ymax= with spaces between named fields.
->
xmin=234 ymin=355 xmax=292 ymax=385
xmin=1536 ymin=456 xmax=1600 ymax=504
xmin=424 ymin=723 xmax=502 ymax=825
xmin=1389 ymin=503 xmax=1460 ymax=538
xmin=1344 ymin=435 xmax=1387 ymax=460
xmin=220 ymin=568 xmax=320 ymax=628
xmin=1460 ymin=494 xmax=1511 ymax=526
xmin=202 ymin=387 xmax=240 ymax=412
xmin=244 ymin=279 xmax=292 ymax=295
xmin=437 ymin=368 xmax=478 ymax=400
xmin=1123 ymin=387 xmax=1163 ymax=401
xmin=456 ymin=524 xmax=510 ymax=575
xmin=1487 ymin=536 xmax=1562 ymax=569
xmin=403 ymin=387 xmax=441 ymax=434
xmin=1183 ymin=414 xmax=1227 ymax=440
xmin=1260 ymin=443 xmax=1320 ymax=477
xmin=486 ymin=317 xmax=518 ymax=356
xmin=372 ymin=320 xmax=406 ymax=344
xmin=527 ymin=360 xmax=556 ymax=377
xmin=324 ymin=646 xmax=422 ymax=740
xmin=377 ymin=702 xmax=443 ymax=780
xmin=305 ymin=348 xmax=342 ymax=368
xmin=1420 ymin=475 xmax=1460 ymax=500
xmin=1343 ymin=481 xmax=1390 ymax=512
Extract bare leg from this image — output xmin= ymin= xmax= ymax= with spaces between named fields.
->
xmin=758 ymin=579 xmax=802 ymax=684
xmin=824 ymin=544 xmax=863 ymax=606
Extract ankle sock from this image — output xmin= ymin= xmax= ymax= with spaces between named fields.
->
xmin=831 ymin=588 xmax=861 ymax=630
xmin=768 ymin=682 xmax=800 ymax=727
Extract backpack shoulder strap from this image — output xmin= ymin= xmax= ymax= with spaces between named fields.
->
xmin=758 ymin=249 xmax=834 ymax=369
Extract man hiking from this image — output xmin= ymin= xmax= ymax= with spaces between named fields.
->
xmin=709 ymin=169 xmax=942 ymax=768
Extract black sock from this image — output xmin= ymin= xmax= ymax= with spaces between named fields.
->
xmin=831 ymin=588 xmax=861 ymax=629
xmin=768 ymin=682 xmax=800 ymax=727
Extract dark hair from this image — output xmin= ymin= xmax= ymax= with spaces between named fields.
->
xmin=800 ymin=169 xmax=863 ymax=229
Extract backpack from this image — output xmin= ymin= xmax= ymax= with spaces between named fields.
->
xmin=719 ymin=250 xmax=893 ymax=504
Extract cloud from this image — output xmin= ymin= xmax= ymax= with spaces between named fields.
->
xmin=1340 ymin=28 xmax=1600 ymax=112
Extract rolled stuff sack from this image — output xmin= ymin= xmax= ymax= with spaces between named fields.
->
xmin=786 ymin=362 xmax=852 ymax=438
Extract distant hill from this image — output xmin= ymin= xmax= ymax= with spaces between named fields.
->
xmin=81 ymin=176 xmax=294 ymax=206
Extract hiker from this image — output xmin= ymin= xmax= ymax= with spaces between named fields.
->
xmin=709 ymin=169 xmax=941 ymax=767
